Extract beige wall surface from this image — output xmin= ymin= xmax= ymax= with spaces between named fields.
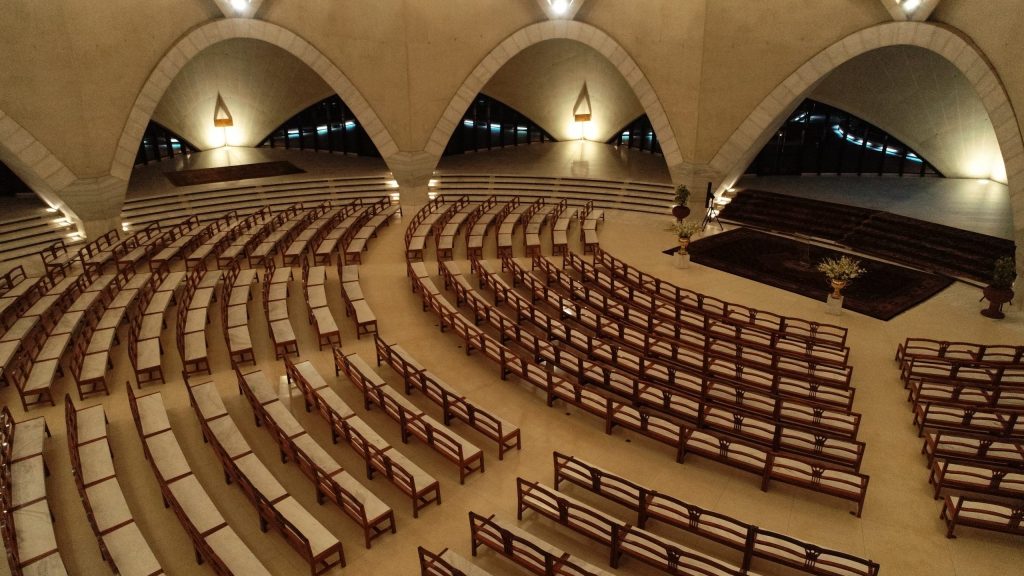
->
xmin=1 ymin=0 xmax=1023 ymax=235
xmin=151 ymin=39 xmax=334 ymax=149
xmin=693 ymin=0 xmax=889 ymax=165
xmin=0 ymin=0 xmax=219 ymax=178
xmin=482 ymin=39 xmax=644 ymax=142
xmin=810 ymin=45 xmax=1005 ymax=181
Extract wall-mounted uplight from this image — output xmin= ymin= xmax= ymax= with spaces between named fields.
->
xmin=901 ymin=0 xmax=921 ymax=14
xmin=230 ymin=0 xmax=251 ymax=13
xmin=549 ymin=0 xmax=571 ymax=15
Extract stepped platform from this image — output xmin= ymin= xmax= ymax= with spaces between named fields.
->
xmin=719 ymin=189 xmax=1015 ymax=283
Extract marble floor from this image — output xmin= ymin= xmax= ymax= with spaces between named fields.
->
xmin=2 ymin=146 xmax=1022 ymax=576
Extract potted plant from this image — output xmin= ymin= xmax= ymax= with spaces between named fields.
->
xmin=671 ymin=184 xmax=691 ymax=220
xmin=981 ymin=255 xmax=1016 ymax=319
xmin=671 ymin=219 xmax=702 ymax=254
xmin=817 ymin=255 xmax=865 ymax=299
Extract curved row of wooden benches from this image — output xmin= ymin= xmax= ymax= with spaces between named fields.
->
xmin=516 ymin=255 xmax=860 ymax=407
xmin=1 ymin=407 xmax=68 ymax=575
xmin=184 ymin=377 xmax=346 ymax=574
xmin=406 ymin=253 xmax=870 ymax=516
xmin=460 ymin=259 xmax=866 ymax=471
xmin=65 ymin=395 xmax=164 ymax=575
xmin=235 ymin=365 xmax=397 ymax=549
xmin=127 ymin=384 xmax=275 ymax=575
xmin=891 ymin=337 xmax=1024 ymax=539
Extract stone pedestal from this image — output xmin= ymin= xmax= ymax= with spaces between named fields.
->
xmin=675 ymin=252 xmax=690 ymax=269
xmin=825 ymin=294 xmax=844 ymax=316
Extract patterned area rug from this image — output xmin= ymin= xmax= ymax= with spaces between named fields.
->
xmin=164 ymin=161 xmax=304 ymax=186
xmin=680 ymin=228 xmax=954 ymax=320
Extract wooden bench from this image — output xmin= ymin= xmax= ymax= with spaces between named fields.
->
xmin=0 ymin=407 xmax=69 ymax=575
xmin=125 ymin=386 xmax=273 ymax=576
xmin=185 ymin=380 xmax=346 ymax=575
xmin=764 ymin=454 xmax=870 ymax=517
xmin=341 ymin=351 xmax=485 ymax=483
xmin=352 ymin=299 xmax=377 ymax=339
xmin=469 ymin=512 xmax=612 ymax=576
xmin=375 ymin=335 xmax=522 ymax=459
xmin=553 ymin=453 xmax=880 ymax=576
xmin=286 ymin=356 xmax=442 ymax=518
xmin=516 ymin=477 xmax=627 ymax=546
xmin=65 ymin=395 xmax=164 ymax=576
xmin=929 ymin=459 xmax=1024 ymax=501
xmin=418 ymin=546 xmax=494 ymax=576
xmin=922 ymin=430 xmax=1024 ymax=469
xmin=941 ymin=495 xmax=1024 ymax=538
xmin=235 ymin=366 xmax=397 ymax=548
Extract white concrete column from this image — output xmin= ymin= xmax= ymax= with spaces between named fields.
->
xmin=55 ymin=176 xmax=127 ymax=239
xmin=388 ymin=151 xmax=438 ymax=209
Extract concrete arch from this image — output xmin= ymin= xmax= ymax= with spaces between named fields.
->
xmin=108 ymin=18 xmax=401 ymax=182
xmin=0 ymin=108 xmax=82 ymax=222
xmin=706 ymin=21 xmax=1024 ymax=242
xmin=422 ymin=20 xmax=684 ymax=179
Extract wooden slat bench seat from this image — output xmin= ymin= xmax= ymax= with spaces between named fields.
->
xmin=516 ymin=477 xmax=627 ymax=546
xmin=929 ymin=459 xmax=1024 ymax=500
xmin=0 ymin=407 xmax=69 ymax=575
xmin=375 ymin=335 xmax=522 ymax=459
xmin=912 ymin=402 xmax=1024 ymax=438
xmin=922 ymin=430 xmax=1024 ymax=469
xmin=553 ymin=452 xmax=880 ymax=576
xmin=235 ymin=367 xmax=397 ymax=548
xmin=764 ymin=454 xmax=870 ymax=517
xmin=469 ymin=512 xmax=612 ymax=576
xmin=351 ymin=299 xmax=377 ymax=339
xmin=126 ymin=386 xmax=274 ymax=576
xmin=897 ymin=337 xmax=1024 ymax=366
xmin=185 ymin=380 xmax=345 ymax=575
xmin=286 ymin=356 xmax=442 ymax=518
xmin=65 ymin=396 xmax=164 ymax=576
xmin=941 ymin=495 xmax=1024 ymax=538
xmin=418 ymin=546 xmax=495 ymax=576
xmin=341 ymin=351 xmax=484 ymax=483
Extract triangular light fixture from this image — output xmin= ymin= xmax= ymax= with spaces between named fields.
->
xmin=213 ymin=93 xmax=234 ymax=127
xmin=572 ymin=82 xmax=592 ymax=122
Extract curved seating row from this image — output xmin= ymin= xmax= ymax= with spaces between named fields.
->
xmin=218 ymin=261 xmax=258 ymax=368
xmin=289 ymin=355 xmax=442 ymax=518
xmin=592 ymin=245 xmax=848 ymax=348
xmin=127 ymin=385 xmax=274 ymax=575
xmin=65 ymin=396 xmax=163 ymax=575
xmin=553 ymin=452 xmax=880 ymax=576
xmin=301 ymin=257 xmax=340 ymax=350
xmin=235 ymin=366 xmax=397 ymax=548
xmin=374 ymin=335 xmax=522 ymax=460
xmin=344 ymin=198 xmax=400 ymax=264
xmin=263 ymin=258 xmax=299 ymax=359
xmin=338 ymin=350 xmax=485 ymax=484
xmin=1 ymin=407 xmax=68 ymax=575
xmin=184 ymin=378 xmax=346 ymax=574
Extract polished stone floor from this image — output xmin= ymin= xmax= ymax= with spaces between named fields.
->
xmin=3 ymin=145 xmax=1022 ymax=576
